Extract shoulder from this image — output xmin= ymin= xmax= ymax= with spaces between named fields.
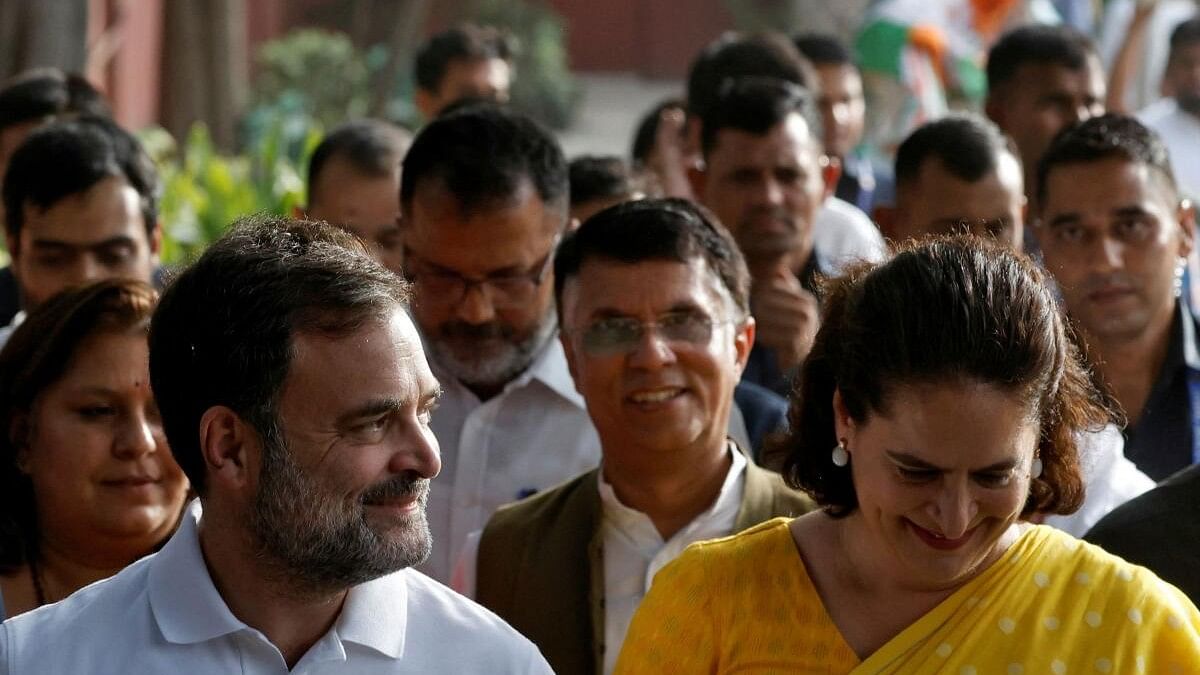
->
xmin=669 ymin=517 xmax=795 ymax=581
xmin=484 ymin=469 xmax=597 ymax=539
xmin=0 ymin=556 xmax=156 ymax=668
xmin=1086 ymin=464 xmax=1200 ymax=542
xmin=733 ymin=380 xmax=788 ymax=419
xmin=743 ymin=462 xmax=815 ymax=515
xmin=1030 ymin=526 xmax=1194 ymax=606
xmin=401 ymin=569 xmax=539 ymax=644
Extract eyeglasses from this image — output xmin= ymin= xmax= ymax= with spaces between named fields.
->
xmin=403 ymin=234 xmax=560 ymax=308
xmin=576 ymin=311 xmax=730 ymax=356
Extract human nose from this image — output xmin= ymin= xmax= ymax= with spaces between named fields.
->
xmin=932 ymin=479 xmax=977 ymax=539
xmin=113 ymin=410 xmax=159 ymax=460
xmin=626 ymin=323 xmax=677 ymax=369
xmin=1094 ymin=235 xmax=1126 ymax=272
xmin=453 ymin=281 xmax=497 ymax=325
xmin=391 ymin=419 xmax=442 ymax=480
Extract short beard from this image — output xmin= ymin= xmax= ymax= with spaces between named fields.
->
xmin=428 ymin=308 xmax=557 ymax=390
xmin=249 ymin=422 xmax=432 ymax=596
xmin=1177 ymin=92 xmax=1200 ymax=117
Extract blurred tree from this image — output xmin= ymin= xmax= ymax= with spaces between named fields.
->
xmin=0 ymin=1 xmax=88 ymax=81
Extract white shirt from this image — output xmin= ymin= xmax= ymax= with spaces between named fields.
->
xmin=598 ymin=446 xmax=746 ymax=675
xmin=813 ymin=197 xmax=887 ymax=274
xmin=1140 ymin=98 xmax=1200 ymax=200
xmin=1043 ymin=424 xmax=1155 ymax=537
xmin=421 ymin=336 xmax=602 ymax=583
xmin=0 ymin=501 xmax=552 ymax=675
xmin=0 ymin=310 xmax=25 ymax=350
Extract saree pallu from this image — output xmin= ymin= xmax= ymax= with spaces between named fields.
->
xmin=614 ymin=518 xmax=1200 ymax=674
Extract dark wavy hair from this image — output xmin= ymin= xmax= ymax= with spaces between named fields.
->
xmin=774 ymin=236 xmax=1109 ymax=518
xmin=0 ymin=279 xmax=158 ymax=571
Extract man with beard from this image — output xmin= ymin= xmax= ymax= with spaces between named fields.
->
xmin=1038 ymin=114 xmax=1198 ymax=481
xmin=0 ymin=218 xmax=552 ymax=673
xmin=398 ymin=103 xmax=602 ymax=583
xmin=1140 ymin=17 xmax=1200 ymax=198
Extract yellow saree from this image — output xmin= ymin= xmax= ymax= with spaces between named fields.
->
xmin=614 ymin=518 xmax=1200 ymax=674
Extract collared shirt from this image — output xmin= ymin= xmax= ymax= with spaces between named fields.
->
xmin=812 ymin=197 xmax=888 ymax=275
xmin=1139 ymin=97 xmax=1200 ymax=199
xmin=598 ymin=445 xmax=746 ymax=675
xmin=421 ymin=334 xmax=602 ymax=583
xmin=0 ymin=501 xmax=552 ymax=674
xmin=1042 ymin=423 xmax=1154 ymax=537
xmin=1123 ymin=301 xmax=1200 ymax=481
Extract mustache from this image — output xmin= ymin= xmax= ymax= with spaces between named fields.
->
xmin=360 ymin=473 xmax=428 ymax=506
xmin=438 ymin=320 xmax=515 ymax=341
xmin=744 ymin=206 xmax=799 ymax=227
xmin=1079 ymin=272 xmax=1138 ymax=295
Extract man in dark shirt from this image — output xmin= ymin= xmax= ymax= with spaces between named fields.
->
xmin=1037 ymin=114 xmax=1197 ymax=480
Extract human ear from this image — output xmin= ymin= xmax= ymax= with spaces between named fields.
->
xmin=198 ymin=406 xmax=257 ymax=493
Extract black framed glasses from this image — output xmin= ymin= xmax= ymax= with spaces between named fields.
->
xmin=403 ymin=233 xmax=561 ymax=308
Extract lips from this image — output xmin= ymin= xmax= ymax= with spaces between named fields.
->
xmin=1086 ymin=286 xmax=1136 ymax=304
xmin=100 ymin=475 xmax=160 ymax=487
xmin=907 ymin=519 xmax=978 ymax=551
xmin=626 ymin=386 xmax=686 ymax=407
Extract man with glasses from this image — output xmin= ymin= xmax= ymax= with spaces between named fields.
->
xmin=1038 ymin=114 xmax=1198 ymax=481
xmin=398 ymin=103 xmax=599 ymax=584
xmin=461 ymin=198 xmax=812 ymax=675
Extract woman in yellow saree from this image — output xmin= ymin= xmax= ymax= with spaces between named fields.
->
xmin=615 ymin=238 xmax=1200 ymax=673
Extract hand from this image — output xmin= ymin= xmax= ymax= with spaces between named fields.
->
xmin=751 ymin=266 xmax=820 ymax=373
xmin=646 ymin=107 xmax=694 ymax=199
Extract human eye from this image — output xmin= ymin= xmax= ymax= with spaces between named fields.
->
xmin=896 ymin=466 xmax=939 ymax=483
xmin=660 ymin=311 xmax=713 ymax=343
xmin=97 ymin=243 xmax=135 ymax=267
xmin=349 ymin=415 xmax=391 ymax=444
xmin=1052 ymin=223 xmax=1086 ymax=245
xmin=76 ymin=404 xmax=117 ymax=420
xmin=582 ymin=318 xmax=638 ymax=354
xmin=1114 ymin=217 xmax=1154 ymax=242
xmin=973 ymin=470 xmax=1015 ymax=489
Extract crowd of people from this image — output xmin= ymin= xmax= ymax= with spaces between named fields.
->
xmin=0 ymin=9 xmax=1198 ymax=674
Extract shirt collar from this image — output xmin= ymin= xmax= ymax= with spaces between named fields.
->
xmin=1178 ymin=301 xmax=1200 ymax=371
xmin=148 ymin=499 xmax=411 ymax=659
xmin=597 ymin=441 xmax=747 ymax=540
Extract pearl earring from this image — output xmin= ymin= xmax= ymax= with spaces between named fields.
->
xmin=1031 ymin=457 xmax=1044 ymax=479
xmin=831 ymin=439 xmax=849 ymax=467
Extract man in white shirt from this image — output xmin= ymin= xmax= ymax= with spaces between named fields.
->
xmin=467 ymin=199 xmax=813 ymax=675
xmin=398 ymin=104 xmax=603 ymax=583
xmin=0 ymin=218 xmax=550 ymax=674
xmin=1140 ymin=17 xmax=1200 ymax=198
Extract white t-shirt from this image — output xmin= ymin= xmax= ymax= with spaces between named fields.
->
xmin=0 ymin=501 xmax=552 ymax=674
xmin=1140 ymin=98 xmax=1200 ymax=200
xmin=813 ymin=197 xmax=887 ymax=274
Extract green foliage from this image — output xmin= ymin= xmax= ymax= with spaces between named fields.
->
xmin=142 ymin=118 xmax=322 ymax=264
xmin=252 ymin=29 xmax=370 ymax=130
xmin=467 ymin=0 xmax=580 ymax=129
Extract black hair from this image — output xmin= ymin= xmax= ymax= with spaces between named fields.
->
xmin=630 ymin=97 xmax=685 ymax=167
xmin=792 ymin=33 xmax=853 ymax=67
xmin=0 ymin=279 xmax=158 ymax=571
xmin=987 ymin=24 xmax=1097 ymax=91
xmin=554 ymin=197 xmax=750 ymax=319
xmin=1170 ymin=18 xmax=1200 ymax=54
xmin=0 ymin=68 xmax=109 ymax=131
xmin=1036 ymin=113 xmax=1176 ymax=207
xmin=2 ymin=115 xmax=158 ymax=243
xmin=415 ymin=23 xmax=514 ymax=93
xmin=400 ymin=102 xmax=568 ymax=217
xmin=699 ymin=76 xmax=819 ymax=158
xmin=775 ymin=236 xmax=1108 ymax=517
xmin=895 ymin=113 xmax=1020 ymax=186
xmin=307 ymin=119 xmax=412 ymax=204
xmin=569 ymin=155 xmax=639 ymax=208
xmin=148 ymin=217 xmax=410 ymax=494
xmin=686 ymin=31 xmax=817 ymax=126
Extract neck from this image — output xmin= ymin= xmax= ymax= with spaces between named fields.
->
xmin=601 ymin=439 xmax=733 ymax=540
xmin=465 ymin=381 xmax=505 ymax=402
xmin=1083 ymin=305 xmax=1176 ymax=426
xmin=32 ymin=538 xmax=129 ymax=605
xmin=198 ymin=502 xmax=345 ymax=669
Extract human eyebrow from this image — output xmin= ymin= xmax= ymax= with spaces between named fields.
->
xmin=1111 ymin=205 xmax=1154 ymax=220
xmin=30 ymin=240 xmax=80 ymax=252
xmin=335 ymin=398 xmax=405 ymax=428
xmin=886 ymin=451 xmax=944 ymax=471
xmin=1045 ymin=212 xmax=1083 ymax=229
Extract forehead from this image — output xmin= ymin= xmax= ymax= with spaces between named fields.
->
xmin=309 ymin=160 xmax=399 ymax=222
xmin=708 ymin=114 xmax=819 ymax=166
xmin=404 ymin=177 xmax=561 ymax=269
xmin=561 ymin=257 xmax=728 ymax=322
xmin=1009 ymin=59 xmax=1103 ymax=98
xmin=20 ymin=176 xmax=148 ymax=244
xmin=1042 ymin=157 xmax=1174 ymax=214
xmin=283 ymin=307 xmax=435 ymax=407
xmin=54 ymin=330 xmax=149 ymax=388
xmin=907 ymin=154 xmax=1022 ymax=212
xmin=815 ymin=63 xmax=862 ymax=96
xmin=440 ymin=57 xmax=510 ymax=92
